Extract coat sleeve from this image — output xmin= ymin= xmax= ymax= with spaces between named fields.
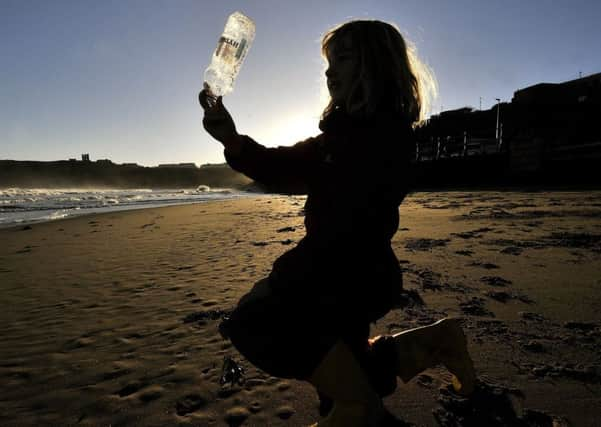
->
xmin=223 ymin=134 xmax=318 ymax=195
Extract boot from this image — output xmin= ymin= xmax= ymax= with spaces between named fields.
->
xmin=390 ymin=318 xmax=476 ymax=395
xmin=308 ymin=340 xmax=386 ymax=427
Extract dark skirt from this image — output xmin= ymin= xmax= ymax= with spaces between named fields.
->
xmin=219 ymin=275 xmax=376 ymax=380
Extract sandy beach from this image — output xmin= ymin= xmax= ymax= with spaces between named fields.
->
xmin=1 ymin=191 xmax=601 ymax=426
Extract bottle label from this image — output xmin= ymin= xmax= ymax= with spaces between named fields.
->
xmin=235 ymin=39 xmax=247 ymax=59
xmin=215 ymin=36 xmax=240 ymax=58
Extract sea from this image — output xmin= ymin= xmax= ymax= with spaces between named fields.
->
xmin=0 ymin=187 xmax=264 ymax=228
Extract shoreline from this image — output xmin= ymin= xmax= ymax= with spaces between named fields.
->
xmin=0 ymin=191 xmax=271 ymax=230
xmin=3 ymin=185 xmax=600 ymax=231
xmin=1 ymin=192 xmax=600 ymax=425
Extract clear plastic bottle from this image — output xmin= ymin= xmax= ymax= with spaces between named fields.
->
xmin=204 ymin=11 xmax=255 ymax=97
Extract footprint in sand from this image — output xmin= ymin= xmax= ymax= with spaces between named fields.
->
xmin=275 ymin=405 xmax=296 ymax=420
xmin=201 ymin=300 xmax=219 ymax=307
xmin=176 ymin=393 xmax=209 ymax=416
xmin=248 ymin=400 xmax=262 ymax=413
xmin=224 ymin=407 xmax=251 ymax=425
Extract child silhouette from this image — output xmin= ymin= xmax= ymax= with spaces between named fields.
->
xmin=199 ymin=18 xmax=475 ymax=427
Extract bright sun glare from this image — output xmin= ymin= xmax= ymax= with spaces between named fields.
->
xmin=262 ymin=113 xmax=321 ymax=147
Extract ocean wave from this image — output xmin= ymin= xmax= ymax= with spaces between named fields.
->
xmin=0 ymin=187 xmax=260 ymax=228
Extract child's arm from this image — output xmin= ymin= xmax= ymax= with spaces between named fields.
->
xmin=199 ymin=87 xmax=244 ymax=155
xmin=199 ymin=89 xmax=314 ymax=194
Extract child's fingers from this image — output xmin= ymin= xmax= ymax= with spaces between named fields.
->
xmin=199 ymin=89 xmax=218 ymax=111
xmin=199 ymin=91 xmax=212 ymax=110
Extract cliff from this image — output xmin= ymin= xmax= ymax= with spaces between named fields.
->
xmin=0 ymin=160 xmax=254 ymax=190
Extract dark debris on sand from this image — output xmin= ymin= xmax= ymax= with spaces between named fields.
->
xmin=468 ymin=261 xmax=499 ymax=270
xmin=220 ymin=356 xmax=245 ymax=387
xmin=403 ymin=266 xmax=443 ymax=291
xmin=433 ymin=380 xmax=570 ymax=426
xmin=459 ymin=297 xmax=495 ymax=317
xmin=544 ymin=232 xmax=601 ymax=253
xmin=525 ymin=362 xmax=601 ymax=383
xmin=480 ymin=276 xmax=512 ymax=287
xmin=451 ymin=227 xmax=495 ymax=239
xmin=405 ymin=238 xmax=451 ymax=252
xmin=485 ymin=290 xmax=534 ymax=304
xmin=182 ymin=309 xmax=232 ymax=324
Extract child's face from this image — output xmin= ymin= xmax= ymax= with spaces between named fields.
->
xmin=325 ymin=35 xmax=358 ymax=106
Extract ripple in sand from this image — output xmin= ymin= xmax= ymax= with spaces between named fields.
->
xmin=138 ymin=385 xmax=164 ymax=403
xmin=117 ymin=380 xmax=146 ymax=397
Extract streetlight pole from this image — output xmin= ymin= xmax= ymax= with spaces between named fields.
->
xmin=495 ymin=98 xmax=501 ymax=142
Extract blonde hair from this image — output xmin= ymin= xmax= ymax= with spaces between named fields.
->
xmin=321 ymin=19 xmax=437 ymax=126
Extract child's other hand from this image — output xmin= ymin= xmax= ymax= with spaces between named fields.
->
xmin=199 ymin=83 xmax=240 ymax=148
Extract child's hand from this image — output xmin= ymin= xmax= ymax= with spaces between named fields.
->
xmin=199 ymin=83 xmax=241 ymax=150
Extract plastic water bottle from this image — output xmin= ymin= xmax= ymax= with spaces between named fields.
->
xmin=204 ymin=11 xmax=255 ymax=97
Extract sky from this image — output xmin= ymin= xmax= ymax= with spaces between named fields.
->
xmin=1 ymin=0 xmax=600 ymax=167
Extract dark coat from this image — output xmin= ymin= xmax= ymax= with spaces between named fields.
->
xmin=224 ymin=109 xmax=415 ymax=324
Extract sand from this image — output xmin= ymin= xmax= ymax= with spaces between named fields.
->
xmin=1 ymin=191 xmax=601 ymax=426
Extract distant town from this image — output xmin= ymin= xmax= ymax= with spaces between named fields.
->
xmin=409 ymin=72 xmax=601 ymax=187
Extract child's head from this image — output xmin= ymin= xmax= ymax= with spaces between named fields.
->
xmin=321 ymin=19 xmax=436 ymax=126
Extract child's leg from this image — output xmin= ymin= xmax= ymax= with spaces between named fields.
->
xmin=375 ymin=318 xmax=476 ymax=395
xmin=308 ymin=339 xmax=385 ymax=427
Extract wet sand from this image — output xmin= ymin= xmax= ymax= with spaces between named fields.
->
xmin=1 ymin=191 xmax=600 ymax=426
